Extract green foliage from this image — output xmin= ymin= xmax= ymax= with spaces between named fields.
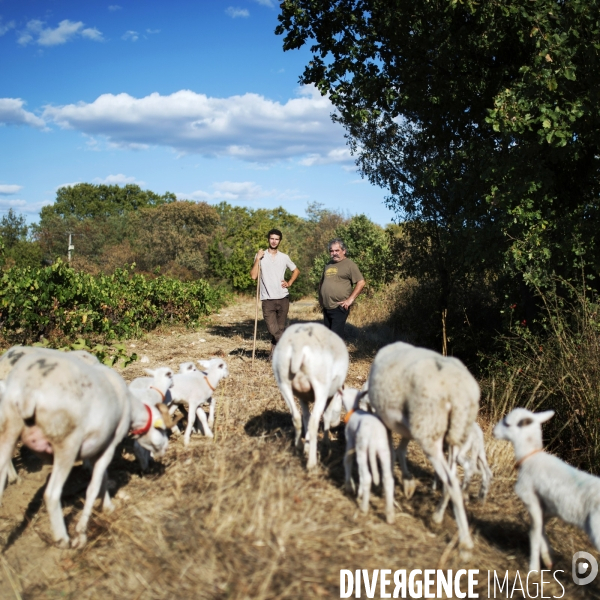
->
xmin=41 ymin=183 xmax=175 ymax=221
xmin=277 ymin=0 xmax=600 ymax=300
xmin=310 ymin=214 xmax=397 ymax=291
xmin=0 ymin=260 xmax=225 ymax=345
xmin=208 ymin=203 xmax=307 ymax=297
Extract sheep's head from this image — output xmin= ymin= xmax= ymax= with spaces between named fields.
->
xmin=493 ymin=407 xmax=554 ymax=452
xmin=179 ymin=362 xmax=198 ymax=373
xmin=144 ymin=366 xmax=174 ymax=390
xmin=198 ymin=358 xmax=229 ymax=381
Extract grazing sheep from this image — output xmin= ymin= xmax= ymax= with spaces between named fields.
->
xmin=368 ymin=341 xmax=479 ymax=550
xmin=340 ymin=388 xmax=394 ymax=523
xmin=0 ymin=350 xmax=169 ymax=548
xmin=494 ymin=408 xmax=600 ymax=571
xmin=169 ymin=358 xmax=229 ymax=444
xmin=272 ymin=323 xmax=349 ymax=470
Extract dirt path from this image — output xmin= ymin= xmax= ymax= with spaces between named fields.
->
xmin=0 ymin=298 xmax=598 ymax=599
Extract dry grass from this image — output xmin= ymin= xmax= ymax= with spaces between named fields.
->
xmin=0 ymin=297 xmax=599 ymax=599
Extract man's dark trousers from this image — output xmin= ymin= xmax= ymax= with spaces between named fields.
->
xmin=262 ymin=297 xmax=290 ymax=345
xmin=323 ymin=306 xmax=349 ymax=338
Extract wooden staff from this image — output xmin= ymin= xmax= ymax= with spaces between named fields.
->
xmin=252 ymin=260 xmax=261 ymax=367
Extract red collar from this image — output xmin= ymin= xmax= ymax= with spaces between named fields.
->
xmin=343 ymin=409 xmax=355 ymax=425
xmin=515 ymin=448 xmax=544 ymax=470
xmin=130 ymin=404 xmax=153 ymax=436
xmin=204 ymin=376 xmax=216 ymax=392
xmin=150 ymin=386 xmax=165 ymax=403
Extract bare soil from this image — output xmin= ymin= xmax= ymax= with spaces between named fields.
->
xmin=0 ymin=297 xmax=599 ymax=599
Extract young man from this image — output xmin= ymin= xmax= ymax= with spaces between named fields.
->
xmin=250 ymin=229 xmax=300 ymax=357
xmin=319 ymin=238 xmax=365 ymax=338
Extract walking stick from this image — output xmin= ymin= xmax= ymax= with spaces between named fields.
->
xmin=252 ymin=260 xmax=261 ymax=367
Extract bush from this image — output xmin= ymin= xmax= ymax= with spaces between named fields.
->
xmin=0 ymin=260 xmax=226 ymax=346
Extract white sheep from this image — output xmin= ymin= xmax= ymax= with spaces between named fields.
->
xmin=0 ymin=349 xmax=169 ymax=548
xmin=129 ymin=367 xmax=174 ymax=406
xmin=169 ymin=358 xmax=229 ymax=444
xmin=340 ymin=388 xmax=395 ymax=523
xmin=272 ymin=322 xmax=349 ymax=470
xmin=368 ymin=341 xmax=479 ymax=550
xmin=494 ymin=407 xmax=600 ymax=571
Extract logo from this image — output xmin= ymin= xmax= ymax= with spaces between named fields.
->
xmin=572 ymin=551 xmax=598 ymax=585
xmin=325 ymin=267 xmax=338 ymax=277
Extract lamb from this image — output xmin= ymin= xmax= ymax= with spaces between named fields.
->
xmin=340 ymin=388 xmax=395 ymax=523
xmin=129 ymin=367 xmax=174 ymax=406
xmin=368 ymin=341 xmax=479 ymax=550
xmin=272 ymin=322 xmax=349 ymax=470
xmin=494 ymin=408 xmax=600 ymax=571
xmin=0 ymin=349 xmax=169 ymax=548
xmin=168 ymin=358 xmax=229 ymax=444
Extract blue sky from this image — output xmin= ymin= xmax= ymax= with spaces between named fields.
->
xmin=0 ymin=0 xmax=396 ymax=225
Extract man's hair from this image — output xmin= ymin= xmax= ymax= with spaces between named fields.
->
xmin=328 ymin=238 xmax=347 ymax=252
xmin=267 ymin=228 xmax=283 ymax=241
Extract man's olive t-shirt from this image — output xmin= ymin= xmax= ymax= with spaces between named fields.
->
xmin=320 ymin=258 xmax=364 ymax=310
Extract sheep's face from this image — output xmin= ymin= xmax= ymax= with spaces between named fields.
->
xmin=493 ymin=408 xmax=554 ymax=449
xmin=198 ymin=359 xmax=229 ymax=380
xmin=179 ymin=362 xmax=198 ymax=373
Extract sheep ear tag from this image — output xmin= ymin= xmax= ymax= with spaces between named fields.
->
xmin=153 ymin=419 xmax=165 ymax=429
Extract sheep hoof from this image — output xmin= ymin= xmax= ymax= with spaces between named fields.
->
xmin=344 ymin=481 xmax=356 ymax=495
xmin=403 ymin=479 xmax=417 ymax=500
xmin=458 ymin=545 xmax=473 ymax=561
xmin=386 ymin=513 xmax=395 ymax=525
xmin=56 ymin=538 xmax=70 ymax=549
xmin=431 ymin=511 xmax=444 ymax=525
xmin=71 ymin=533 xmax=87 ymax=549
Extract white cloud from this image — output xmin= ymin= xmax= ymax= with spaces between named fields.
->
xmin=18 ymin=19 xmax=104 ymax=46
xmin=0 ymin=98 xmax=45 ymax=128
xmin=226 ymin=7 xmax=250 ymax=18
xmin=122 ymin=30 xmax=138 ymax=42
xmin=0 ymin=18 xmax=15 ymax=36
xmin=253 ymin=0 xmax=275 ymax=6
xmin=146 ymin=29 xmax=160 ymax=34
xmin=56 ymin=182 xmax=82 ymax=190
xmin=0 ymin=185 xmax=23 ymax=195
xmin=42 ymin=86 xmax=351 ymax=164
xmin=108 ymin=5 xmax=122 ymax=11
xmin=183 ymin=181 xmax=306 ymax=204
xmin=0 ymin=198 xmax=51 ymax=215
xmin=93 ymin=174 xmax=145 ymax=186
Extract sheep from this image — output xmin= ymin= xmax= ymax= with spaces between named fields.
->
xmin=168 ymin=358 xmax=229 ymax=444
xmin=272 ymin=322 xmax=349 ymax=470
xmin=368 ymin=341 xmax=479 ymax=550
xmin=0 ymin=346 xmax=101 ymax=486
xmin=179 ymin=362 xmax=199 ymax=373
xmin=0 ymin=349 xmax=169 ymax=548
xmin=129 ymin=367 xmax=174 ymax=407
xmin=340 ymin=388 xmax=395 ymax=523
xmin=494 ymin=407 xmax=600 ymax=571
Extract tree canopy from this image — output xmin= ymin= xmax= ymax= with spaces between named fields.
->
xmin=277 ymin=0 xmax=600 ymax=286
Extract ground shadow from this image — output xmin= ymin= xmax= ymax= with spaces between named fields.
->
xmin=244 ymin=409 xmax=293 ymax=438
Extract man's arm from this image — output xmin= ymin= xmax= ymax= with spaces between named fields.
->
xmin=281 ymin=267 xmax=300 ymax=288
xmin=338 ymin=279 xmax=365 ymax=310
xmin=250 ymin=249 xmax=265 ymax=280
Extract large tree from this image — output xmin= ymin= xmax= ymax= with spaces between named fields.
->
xmin=276 ymin=0 xmax=600 ymax=288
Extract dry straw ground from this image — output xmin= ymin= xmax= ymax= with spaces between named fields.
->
xmin=0 ymin=297 xmax=599 ymax=599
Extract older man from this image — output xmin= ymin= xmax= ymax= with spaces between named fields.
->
xmin=250 ymin=228 xmax=300 ymax=357
xmin=319 ymin=238 xmax=365 ymax=338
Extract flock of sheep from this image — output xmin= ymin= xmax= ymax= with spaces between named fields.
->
xmin=0 ymin=321 xmax=599 ymax=573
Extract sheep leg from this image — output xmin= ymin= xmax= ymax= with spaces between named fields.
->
xmin=168 ymin=403 xmax=182 ymax=435
xmin=7 ymin=460 xmax=18 ymax=484
xmin=0 ymin=412 xmax=22 ymax=504
xmin=306 ymin=384 xmax=328 ymax=470
xmin=356 ymin=444 xmax=372 ymax=514
xmin=434 ymin=445 xmax=458 ymax=521
xmin=379 ymin=442 xmax=395 ymax=524
xmin=99 ymin=470 xmax=114 ymax=513
xmin=207 ymin=396 xmax=216 ymax=429
xmin=45 ymin=439 xmax=83 ymax=548
xmin=133 ymin=440 xmax=151 ymax=471
xmin=322 ymin=393 xmax=342 ymax=444
xmin=476 ymin=452 xmax=492 ymax=502
xmin=344 ymin=434 xmax=356 ymax=494
xmin=183 ymin=401 xmax=198 ymax=446
xmin=195 ymin=406 xmax=214 ymax=438
xmin=73 ymin=442 xmax=119 ymax=548
xmin=278 ymin=381 xmax=303 ymax=450
xmin=425 ymin=437 xmax=473 ymax=550
xmin=396 ymin=437 xmax=416 ymax=500
xmin=520 ymin=491 xmax=551 ymax=571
